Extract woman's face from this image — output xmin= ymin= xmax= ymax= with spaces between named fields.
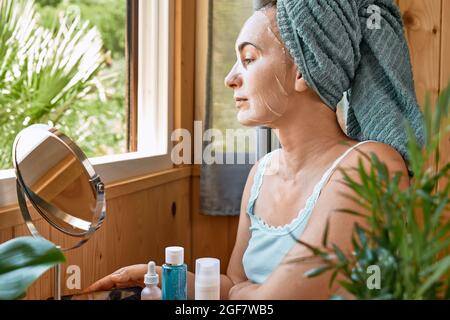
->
xmin=225 ymin=9 xmax=297 ymax=127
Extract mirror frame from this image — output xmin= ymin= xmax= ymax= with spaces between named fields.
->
xmin=12 ymin=124 xmax=106 ymax=251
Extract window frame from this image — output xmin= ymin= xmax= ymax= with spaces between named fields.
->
xmin=0 ymin=0 xmax=174 ymax=207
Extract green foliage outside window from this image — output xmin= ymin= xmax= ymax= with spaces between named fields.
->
xmin=0 ymin=0 xmax=126 ymax=170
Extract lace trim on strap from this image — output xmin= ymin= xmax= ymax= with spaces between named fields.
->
xmin=247 ymin=140 xmax=377 ymax=235
xmin=246 ymin=151 xmax=276 ymax=216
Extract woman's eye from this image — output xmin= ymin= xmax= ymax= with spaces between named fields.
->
xmin=243 ymin=58 xmax=254 ymax=66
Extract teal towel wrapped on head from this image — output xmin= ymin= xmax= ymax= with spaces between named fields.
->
xmin=268 ymin=0 xmax=425 ymax=171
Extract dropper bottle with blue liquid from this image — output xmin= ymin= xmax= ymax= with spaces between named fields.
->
xmin=162 ymin=246 xmax=187 ymax=300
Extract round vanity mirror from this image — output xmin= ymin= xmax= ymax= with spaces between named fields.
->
xmin=12 ymin=124 xmax=106 ymax=300
xmin=13 ymin=124 xmax=106 ymax=249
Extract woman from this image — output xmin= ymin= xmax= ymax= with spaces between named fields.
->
xmin=86 ymin=0 xmax=423 ymax=299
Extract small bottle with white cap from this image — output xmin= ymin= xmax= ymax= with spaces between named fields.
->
xmin=162 ymin=246 xmax=187 ymax=300
xmin=195 ymin=258 xmax=220 ymax=300
xmin=141 ymin=261 xmax=162 ymax=300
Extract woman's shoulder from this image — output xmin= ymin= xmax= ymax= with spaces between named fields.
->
xmin=352 ymin=141 xmax=407 ymax=170
xmin=338 ymin=140 xmax=410 ymax=187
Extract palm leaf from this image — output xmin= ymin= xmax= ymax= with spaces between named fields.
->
xmin=0 ymin=0 xmax=104 ymax=169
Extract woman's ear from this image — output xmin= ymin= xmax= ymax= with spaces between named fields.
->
xmin=294 ymin=71 xmax=308 ymax=92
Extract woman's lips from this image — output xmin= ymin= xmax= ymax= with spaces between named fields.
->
xmin=235 ymin=98 xmax=248 ymax=108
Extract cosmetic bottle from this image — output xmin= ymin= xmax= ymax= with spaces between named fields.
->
xmin=162 ymin=246 xmax=187 ymax=300
xmin=195 ymin=258 xmax=220 ymax=300
xmin=141 ymin=261 xmax=162 ymax=300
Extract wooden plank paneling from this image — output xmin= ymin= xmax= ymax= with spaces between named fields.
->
xmin=191 ymin=172 xmax=239 ymax=275
xmin=227 ymin=216 xmax=239 ymax=260
xmin=0 ymin=204 xmax=29 ymax=230
xmin=0 ymin=175 xmax=191 ymax=300
xmin=439 ymin=0 xmax=450 ymax=214
xmin=0 ymin=167 xmax=191 ymax=230
xmin=0 ymin=227 xmax=13 ymax=244
xmin=106 ymin=166 xmax=192 ymax=200
xmin=53 ymin=177 xmax=192 ymax=298
xmin=191 ymin=174 xmax=231 ymax=274
xmin=441 ymin=0 xmax=450 ymax=88
xmin=398 ymin=0 xmax=442 ymax=173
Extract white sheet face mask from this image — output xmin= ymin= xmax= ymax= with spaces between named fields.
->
xmin=225 ymin=9 xmax=297 ymax=127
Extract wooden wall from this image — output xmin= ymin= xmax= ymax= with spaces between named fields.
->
xmin=191 ymin=166 xmax=239 ymax=275
xmin=398 ymin=0 xmax=449 ymax=205
xmin=0 ymin=0 xmax=448 ymax=300
xmin=439 ymin=0 xmax=450 ymax=193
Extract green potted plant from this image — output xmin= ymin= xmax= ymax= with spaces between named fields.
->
xmin=298 ymin=82 xmax=450 ymax=300
xmin=0 ymin=237 xmax=65 ymax=300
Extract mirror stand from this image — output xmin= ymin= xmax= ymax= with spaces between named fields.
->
xmin=54 ymin=259 xmax=61 ymax=301
xmin=16 ymin=180 xmax=64 ymax=300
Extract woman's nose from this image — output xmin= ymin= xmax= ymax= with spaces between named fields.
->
xmin=224 ymin=63 xmax=242 ymax=89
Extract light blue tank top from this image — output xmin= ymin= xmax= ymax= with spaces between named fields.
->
xmin=242 ymin=140 xmax=376 ymax=284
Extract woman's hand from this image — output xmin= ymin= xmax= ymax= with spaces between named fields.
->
xmin=83 ymin=264 xmax=158 ymax=293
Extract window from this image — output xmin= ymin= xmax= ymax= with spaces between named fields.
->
xmin=198 ymin=0 xmax=257 ymax=216
xmin=205 ymin=0 xmax=256 ymax=158
xmin=0 ymin=0 xmax=174 ymax=207
xmin=0 ymin=0 xmax=127 ymax=170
